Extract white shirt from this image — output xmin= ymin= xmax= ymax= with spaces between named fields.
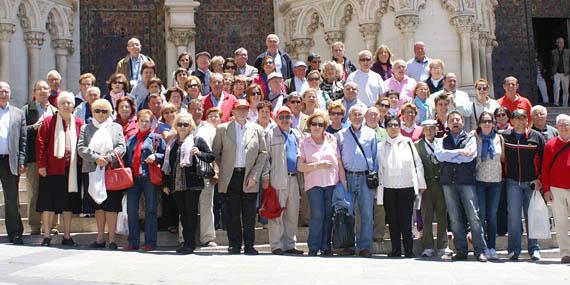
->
xmin=195 ymin=121 xmax=216 ymax=148
xmin=346 ymin=69 xmax=384 ymax=107
xmin=0 ymin=104 xmax=10 ymax=154
xmin=294 ymin=77 xmax=308 ymax=94
xmin=234 ymin=122 xmax=248 ymax=167
xmin=406 ymin=57 xmax=431 ymax=82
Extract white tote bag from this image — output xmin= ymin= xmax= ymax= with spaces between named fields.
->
xmin=116 ymin=195 xmax=129 ymax=236
xmin=88 ymin=166 xmax=107 ymax=205
xmin=528 ymin=190 xmax=551 ymax=239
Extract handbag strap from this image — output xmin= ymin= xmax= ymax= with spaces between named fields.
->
xmin=408 ymin=141 xmax=417 ymax=171
xmin=549 ymin=141 xmax=570 ymax=173
xmin=348 ymin=127 xmax=371 ymax=171
xmin=113 ymin=151 xmax=126 ymax=168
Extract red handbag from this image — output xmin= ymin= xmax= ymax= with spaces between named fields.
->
xmin=259 ymin=185 xmax=285 ymax=219
xmin=105 ymin=152 xmax=134 ymax=191
xmin=148 ymin=137 xmax=163 ymax=186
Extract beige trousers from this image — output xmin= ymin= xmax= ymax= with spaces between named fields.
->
xmin=268 ymin=176 xmax=300 ymax=251
xmin=551 ymin=187 xmax=570 ymax=257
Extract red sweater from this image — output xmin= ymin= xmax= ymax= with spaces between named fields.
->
xmin=202 ymin=91 xmax=237 ymax=123
xmin=497 ymin=93 xmax=532 ymax=124
xmin=36 ymin=115 xmax=84 ymax=175
xmin=541 ymin=137 xmax=570 ymax=192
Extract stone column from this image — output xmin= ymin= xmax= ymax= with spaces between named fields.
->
xmin=24 ymin=31 xmax=46 ymax=103
xmin=451 ymin=15 xmax=475 ymax=87
xmin=52 ymin=39 xmax=72 ymax=91
xmin=470 ymin=25 xmax=481 ymax=82
xmin=324 ymin=30 xmax=344 ymax=46
xmin=169 ymin=28 xmax=196 ymax=56
xmin=394 ymin=14 xmax=420 ymax=60
xmin=359 ymin=23 xmax=380 ymax=52
xmin=486 ymin=36 xmax=498 ymax=97
xmin=479 ymin=32 xmax=488 ymax=80
xmin=291 ymin=38 xmax=313 ymax=62
xmin=0 ymin=23 xmax=16 ymax=82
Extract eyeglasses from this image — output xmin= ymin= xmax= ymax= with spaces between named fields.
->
xmin=480 ymin=119 xmax=494 ymax=124
xmin=225 ymin=66 xmax=236 ymax=69
xmin=386 ymin=123 xmax=400 ymax=128
xmin=163 ymin=110 xmax=176 ymax=115
xmin=288 ymin=100 xmax=301 ymax=104
xmin=495 ymin=113 xmax=507 ymax=118
xmin=329 ymin=111 xmax=344 ymax=116
xmin=378 ymin=103 xmax=390 ymax=108
xmin=266 ymin=61 xmax=274 ymax=65
xmin=359 ymin=57 xmax=372 ymax=62
xmin=278 ymin=115 xmax=292 ymax=120
xmin=308 ymin=77 xmax=320 ymax=81
xmin=94 ymin=109 xmax=109 ymax=114
xmin=477 ymin=86 xmax=489 ymax=91
xmin=177 ymin=122 xmax=190 ymax=128
xmin=113 ymin=81 xmax=125 ymax=84
xmin=310 ymin=122 xmax=325 ymax=128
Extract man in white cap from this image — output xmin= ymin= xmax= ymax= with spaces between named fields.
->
xmin=284 ymin=61 xmax=308 ymax=95
xmin=267 ymin=72 xmax=286 ymax=113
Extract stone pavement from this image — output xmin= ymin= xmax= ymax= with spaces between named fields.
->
xmin=0 ymin=244 xmax=568 ymax=285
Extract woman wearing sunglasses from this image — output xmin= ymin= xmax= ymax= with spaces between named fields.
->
xmin=77 ymin=99 xmax=126 ymax=250
xmin=162 ymin=113 xmax=215 ymax=254
xmin=468 ymin=79 xmax=500 ymax=131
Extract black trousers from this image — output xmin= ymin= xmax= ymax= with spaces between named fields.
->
xmin=0 ymin=157 xmax=23 ymax=241
xmin=162 ymin=191 xmax=179 ymax=229
xmin=384 ymin=187 xmax=415 ymax=254
xmin=174 ymin=190 xmax=201 ymax=249
xmin=81 ymin=173 xmax=95 ymax=214
xmin=224 ymin=169 xmax=257 ymax=249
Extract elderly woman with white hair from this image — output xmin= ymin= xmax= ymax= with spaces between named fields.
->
xmin=320 ymin=60 xmax=345 ymax=101
xmin=383 ymin=59 xmax=417 ymax=109
xmin=77 ymin=99 xmax=126 ymax=250
xmin=36 ymin=91 xmax=84 ymax=247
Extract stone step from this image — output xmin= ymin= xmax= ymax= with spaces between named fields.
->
xmin=0 ymin=203 xmax=28 ymax=219
xmin=546 ymin=106 xmax=570 ymax=125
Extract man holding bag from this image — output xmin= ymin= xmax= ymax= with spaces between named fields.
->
xmin=262 ymin=106 xmax=304 ymax=255
xmin=541 ymin=114 xmax=570 ymax=264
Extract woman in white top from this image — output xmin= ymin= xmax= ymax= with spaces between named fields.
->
xmin=475 ymin=111 xmax=503 ymax=260
xmin=377 ymin=116 xmax=426 ymax=258
xmin=469 ymin=79 xmax=500 ymax=131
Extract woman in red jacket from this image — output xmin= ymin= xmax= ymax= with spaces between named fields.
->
xmin=36 ymin=92 xmax=84 ymax=247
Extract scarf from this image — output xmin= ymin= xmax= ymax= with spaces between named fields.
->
xmin=479 ymin=130 xmax=496 ymax=161
xmin=162 ymin=134 xmax=194 ymax=175
xmin=88 ymin=118 xmax=114 ymax=157
xmin=385 ymin=135 xmax=405 ymax=177
xmin=109 ymin=91 xmax=125 ymax=108
xmin=414 ymin=96 xmax=429 ymax=122
xmin=54 ymin=113 xmax=78 ymax=193
xmin=133 ymin=129 xmax=151 ymax=177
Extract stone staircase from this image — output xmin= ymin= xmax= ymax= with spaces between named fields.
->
xmin=546 ymin=106 xmax=570 ymax=125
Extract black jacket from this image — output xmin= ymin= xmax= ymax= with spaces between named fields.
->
xmin=439 ymin=132 xmax=477 ymax=185
xmin=502 ymin=129 xmax=545 ymax=182
xmin=425 ymin=76 xmax=444 ymax=94
xmin=163 ymin=136 xmax=215 ymax=190
xmin=21 ymin=102 xmax=57 ymax=163
xmin=254 ymin=50 xmax=294 ymax=79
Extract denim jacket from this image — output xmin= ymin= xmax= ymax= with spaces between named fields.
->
xmin=125 ymin=132 xmax=166 ymax=177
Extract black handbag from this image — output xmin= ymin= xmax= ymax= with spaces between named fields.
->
xmin=196 ymin=158 xmax=214 ymax=178
xmin=332 ymin=208 xmax=355 ymax=249
xmin=348 ymin=128 xmax=379 ymax=189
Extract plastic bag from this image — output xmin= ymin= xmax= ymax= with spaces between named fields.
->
xmin=332 ymin=208 xmax=355 ymax=249
xmin=528 ymin=190 xmax=551 ymax=239
xmin=116 ymin=195 xmax=129 ymax=236
xmin=88 ymin=166 xmax=107 ymax=204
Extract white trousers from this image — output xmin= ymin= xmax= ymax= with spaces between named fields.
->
xmin=553 ymin=73 xmax=570 ymax=106
xmin=551 ymin=187 xmax=570 ymax=257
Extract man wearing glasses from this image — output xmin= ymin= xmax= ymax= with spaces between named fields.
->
xmin=347 ymin=50 xmax=384 ymax=107
xmin=285 ymin=92 xmax=306 ymax=131
xmin=262 ymin=106 xmax=304 ymax=255
xmin=234 ymin=48 xmax=258 ymax=79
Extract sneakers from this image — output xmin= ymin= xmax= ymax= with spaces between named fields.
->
xmin=203 ymin=241 xmax=218 ymax=247
xmin=421 ymin=249 xmax=435 ymax=257
xmin=439 ymin=247 xmax=454 ymax=258
xmin=530 ymin=250 xmax=541 ymax=261
xmin=488 ymin=248 xmax=499 ymax=260
xmin=476 ymin=253 xmax=488 ymax=262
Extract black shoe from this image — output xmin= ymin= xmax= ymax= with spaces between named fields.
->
xmin=388 ymin=250 xmax=402 ymax=257
xmin=41 ymin=237 xmax=51 ymax=246
xmin=320 ymin=250 xmax=333 ymax=256
xmin=176 ymin=246 xmax=194 ymax=255
xmin=272 ymin=248 xmax=284 ymax=255
xmin=284 ymin=248 xmax=304 ymax=255
xmin=108 ymin=242 xmax=118 ymax=251
xmin=339 ymin=248 xmax=356 ymax=256
xmin=61 ymin=237 xmax=77 ymax=247
xmin=244 ymin=247 xmax=258 ymax=255
xmin=308 ymin=250 xmax=318 ymax=256
xmin=89 ymin=241 xmax=106 ymax=249
xmin=452 ymin=252 xmax=468 ymax=261
xmin=228 ymin=247 xmax=241 ymax=255
xmin=11 ymin=236 xmax=23 ymax=245
xmin=405 ymin=252 xmax=415 ymax=258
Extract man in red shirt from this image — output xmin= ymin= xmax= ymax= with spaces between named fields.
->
xmin=497 ymin=76 xmax=532 ymax=123
xmin=202 ymin=73 xmax=237 ymax=123
xmin=541 ymin=113 xmax=570 ymax=264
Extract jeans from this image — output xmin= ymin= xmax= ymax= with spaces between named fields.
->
xmin=476 ymin=181 xmax=501 ymax=249
xmin=442 ymin=184 xmax=487 ymax=254
xmin=496 ymin=180 xmax=509 ymax=236
xmin=346 ymin=173 xmax=374 ymax=250
xmin=307 ymin=186 xmax=334 ymax=252
xmin=127 ymin=176 xmax=159 ymax=248
xmin=506 ymin=179 xmax=540 ymax=255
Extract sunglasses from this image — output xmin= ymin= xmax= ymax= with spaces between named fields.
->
xmin=113 ymin=81 xmax=124 ymax=84
xmin=310 ymin=122 xmax=325 ymax=128
xmin=386 ymin=123 xmax=400 ymax=128
xmin=495 ymin=113 xmax=507 ymax=118
xmin=251 ymin=92 xmax=261 ymax=96
xmin=359 ymin=57 xmax=372 ymax=62
xmin=225 ymin=66 xmax=236 ymax=69
xmin=288 ymin=100 xmax=301 ymax=104
xmin=477 ymin=87 xmax=489 ymax=91
xmin=187 ymin=84 xmax=199 ymax=88
xmin=480 ymin=119 xmax=494 ymax=124
xmin=378 ymin=103 xmax=390 ymax=108
xmin=266 ymin=61 xmax=274 ymax=65
xmin=278 ymin=115 xmax=292 ymax=120
xmin=311 ymin=60 xmax=321 ymax=64
xmin=177 ymin=122 xmax=190 ymax=128
xmin=94 ymin=109 xmax=109 ymax=114
xmin=308 ymin=77 xmax=320 ymax=81
xmin=329 ymin=111 xmax=344 ymax=116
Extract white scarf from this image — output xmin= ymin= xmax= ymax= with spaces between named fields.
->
xmin=385 ymin=135 xmax=405 ymax=177
xmin=54 ymin=113 xmax=78 ymax=193
xmin=162 ymin=134 xmax=194 ymax=175
xmin=88 ymin=118 xmax=114 ymax=159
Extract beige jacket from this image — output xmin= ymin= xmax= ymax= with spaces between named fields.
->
xmin=263 ymin=126 xmax=304 ymax=190
xmin=115 ymin=54 xmax=154 ymax=82
xmin=212 ymin=121 xmax=267 ymax=193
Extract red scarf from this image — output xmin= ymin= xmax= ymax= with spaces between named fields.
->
xmin=133 ymin=129 xmax=151 ymax=177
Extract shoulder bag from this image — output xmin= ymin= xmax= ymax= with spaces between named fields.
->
xmin=349 ymin=128 xmax=378 ymax=189
xmin=105 ymin=151 xmax=134 ymax=191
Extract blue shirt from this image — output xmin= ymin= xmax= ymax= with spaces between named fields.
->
xmin=158 ymin=122 xmax=171 ymax=134
xmin=131 ymin=56 xmax=141 ymax=82
xmin=433 ymin=131 xmax=477 ymax=164
xmin=281 ymin=129 xmax=298 ymax=173
xmin=341 ymin=98 xmax=365 ymax=123
xmin=336 ymin=125 xmax=377 ymax=172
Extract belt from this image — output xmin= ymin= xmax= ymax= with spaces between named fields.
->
xmin=234 ymin=167 xmax=245 ymax=172
xmin=288 ymin=172 xmax=297 ymax=176
xmin=0 ymin=154 xmax=8 ymax=159
xmin=345 ymin=170 xmax=367 ymax=175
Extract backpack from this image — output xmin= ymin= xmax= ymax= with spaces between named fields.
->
xmin=259 ymin=185 xmax=284 ymax=219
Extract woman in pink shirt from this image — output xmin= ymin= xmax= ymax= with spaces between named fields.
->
xmin=299 ymin=112 xmax=347 ymax=256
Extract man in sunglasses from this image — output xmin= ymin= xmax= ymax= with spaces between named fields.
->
xmin=347 ymin=50 xmax=384 ymax=107
xmin=262 ymin=106 xmax=304 ymax=255
xmin=285 ymin=92 xmax=306 ymax=131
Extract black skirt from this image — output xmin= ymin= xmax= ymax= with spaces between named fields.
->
xmin=92 ymin=190 xmax=124 ymax=212
xmin=37 ymin=170 xmax=82 ymax=214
